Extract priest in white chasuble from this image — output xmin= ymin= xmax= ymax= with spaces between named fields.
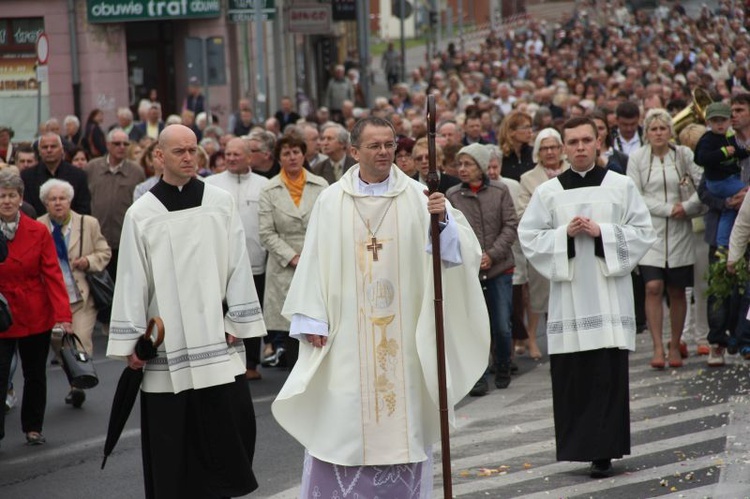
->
xmin=519 ymin=117 xmax=656 ymax=479
xmin=107 ymin=125 xmax=267 ymax=498
xmin=272 ymin=117 xmax=490 ymax=498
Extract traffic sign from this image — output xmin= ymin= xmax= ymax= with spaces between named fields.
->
xmin=36 ymin=32 xmax=49 ymax=65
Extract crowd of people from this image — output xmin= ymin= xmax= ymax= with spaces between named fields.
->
xmin=0 ymin=0 xmax=750 ymax=493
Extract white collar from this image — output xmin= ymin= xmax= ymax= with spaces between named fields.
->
xmin=572 ymin=163 xmax=596 ymax=177
xmin=356 ymin=174 xmax=392 ymax=196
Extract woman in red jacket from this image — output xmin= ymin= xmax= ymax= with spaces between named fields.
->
xmin=0 ymin=170 xmax=72 ymax=446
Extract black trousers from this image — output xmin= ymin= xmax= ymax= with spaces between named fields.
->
xmin=550 ymin=348 xmax=630 ymax=462
xmin=707 ymin=246 xmax=742 ymax=346
xmin=632 ymin=270 xmax=646 ymax=330
xmin=0 ymin=331 xmax=51 ymax=439
xmin=140 ymin=375 xmax=258 ymax=499
xmin=244 ymin=273 xmax=265 ymax=369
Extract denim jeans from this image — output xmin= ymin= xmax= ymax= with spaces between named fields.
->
xmin=706 ymin=175 xmax=745 ymax=247
xmin=483 ymin=273 xmax=513 ymax=370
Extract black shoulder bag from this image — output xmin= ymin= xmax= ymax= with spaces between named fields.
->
xmin=80 ymin=216 xmax=115 ymax=310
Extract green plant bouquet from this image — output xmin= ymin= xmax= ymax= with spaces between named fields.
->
xmin=706 ymin=250 xmax=750 ymax=310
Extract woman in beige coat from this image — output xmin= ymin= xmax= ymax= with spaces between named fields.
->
xmin=517 ymin=128 xmax=568 ymax=360
xmin=627 ymin=109 xmax=704 ymax=369
xmin=259 ymin=135 xmax=328 ymax=369
xmin=38 ymin=178 xmax=111 ymax=407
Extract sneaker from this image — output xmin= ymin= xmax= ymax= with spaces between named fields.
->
xmin=25 ymin=432 xmax=46 ymax=446
xmin=696 ymin=344 xmax=710 ymax=356
xmin=469 ymin=377 xmax=489 ymax=397
xmin=740 ymin=346 xmax=750 ymax=360
xmin=4 ymin=389 xmax=17 ymax=413
xmin=261 ymin=347 xmax=286 ymax=367
xmin=707 ymin=345 xmax=726 ymax=367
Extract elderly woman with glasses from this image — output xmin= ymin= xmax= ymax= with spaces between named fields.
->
xmin=411 ymin=137 xmax=461 ymax=193
xmin=394 ymin=137 xmax=417 ymax=179
xmin=516 ymin=128 xmax=569 ymax=360
xmin=627 ymin=108 xmax=704 ymax=369
xmin=0 ymin=170 xmax=72 ymax=446
xmin=37 ymin=179 xmax=111 ymax=408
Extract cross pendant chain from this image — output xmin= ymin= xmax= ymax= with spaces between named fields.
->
xmin=353 ymin=197 xmax=395 ymax=263
xmin=366 ymin=236 xmax=383 ymax=261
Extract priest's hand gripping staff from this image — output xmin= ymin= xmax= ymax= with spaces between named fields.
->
xmin=426 ymin=94 xmax=452 ymax=499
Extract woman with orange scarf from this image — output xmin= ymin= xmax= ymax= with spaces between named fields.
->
xmin=259 ymin=135 xmax=328 ymax=369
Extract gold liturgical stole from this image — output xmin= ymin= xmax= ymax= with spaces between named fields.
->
xmin=353 ymin=196 xmax=410 ymax=464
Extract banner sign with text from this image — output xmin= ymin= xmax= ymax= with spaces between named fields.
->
xmin=227 ymin=0 xmax=276 ymax=22
xmin=287 ymin=4 xmax=332 ymax=34
xmin=87 ymin=0 xmax=221 ymax=23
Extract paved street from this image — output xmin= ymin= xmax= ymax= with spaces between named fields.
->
xmin=1 ymin=329 xmax=749 ymax=498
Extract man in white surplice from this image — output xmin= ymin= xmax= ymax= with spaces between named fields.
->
xmin=519 ymin=117 xmax=656 ymax=479
xmin=107 ymin=125 xmax=266 ymax=498
xmin=272 ymin=117 xmax=490 ymax=498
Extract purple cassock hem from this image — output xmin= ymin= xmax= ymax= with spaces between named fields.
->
xmin=298 ymin=450 xmax=433 ymax=498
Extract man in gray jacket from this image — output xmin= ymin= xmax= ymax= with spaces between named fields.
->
xmin=324 ymin=65 xmax=354 ymax=123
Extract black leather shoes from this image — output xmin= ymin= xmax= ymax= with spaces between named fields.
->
xmin=590 ymin=459 xmax=613 ymax=478
xmin=469 ymin=377 xmax=489 ymax=397
xmin=65 ymin=389 xmax=86 ymax=408
xmin=494 ymin=366 xmax=511 ymax=389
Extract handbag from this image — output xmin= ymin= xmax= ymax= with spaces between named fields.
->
xmin=0 ymin=293 xmax=12 ymax=332
xmin=675 ymin=146 xmax=709 ymax=218
xmin=80 ymin=216 xmax=115 ymax=310
xmin=60 ymin=332 xmax=99 ymax=389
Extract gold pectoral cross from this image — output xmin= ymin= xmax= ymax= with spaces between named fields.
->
xmin=366 ymin=236 xmax=383 ymax=261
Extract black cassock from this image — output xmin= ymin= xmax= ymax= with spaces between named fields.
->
xmin=549 ymin=167 xmax=631 ymax=463
xmin=140 ymin=178 xmax=258 ymax=499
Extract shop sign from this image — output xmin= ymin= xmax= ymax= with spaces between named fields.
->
xmin=287 ymin=4 xmax=332 ymax=34
xmin=332 ymin=0 xmax=356 ymax=21
xmin=86 ymin=0 xmax=221 ymax=23
xmin=227 ymin=0 xmax=275 ymax=22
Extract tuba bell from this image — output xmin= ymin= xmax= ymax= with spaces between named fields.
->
xmin=673 ymin=88 xmax=714 ymax=139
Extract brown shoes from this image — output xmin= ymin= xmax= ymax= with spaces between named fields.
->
xmin=245 ymin=368 xmax=262 ymax=381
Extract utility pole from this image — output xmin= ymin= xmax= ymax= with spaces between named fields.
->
xmin=400 ymin=0 xmax=406 ymax=83
xmin=254 ymin=0 xmax=267 ymax=121
xmin=357 ymin=0 xmax=371 ymax=106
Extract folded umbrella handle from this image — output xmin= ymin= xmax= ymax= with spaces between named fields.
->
xmin=145 ymin=317 xmax=164 ymax=348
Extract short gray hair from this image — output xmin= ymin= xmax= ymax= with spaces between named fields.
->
xmin=117 ymin=107 xmax=133 ymax=120
xmin=247 ymin=130 xmax=276 ymax=152
xmin=532 ymin=127 xmax=563 ymax=163
xmin=643 ymin=108 xmax=674 ymax=140
xmin=107 ymin=127 xmax=128 ymax=143
xmin=199 ymin=137 xmax=219 ymax=150
xmin=487 ymin=145 xmax=503 ymax=165
xmin=321 ymin=122 xmax=350 ymax=147
xmin=63 ymin=115 xmax=80 ymax=129
xmin=39 ymin=132 xmax=63 ymax=148
xmin=40 ymin=178 xmax=74 ymax=205
xmin=0 ymin=169 xmax=24 ymax=196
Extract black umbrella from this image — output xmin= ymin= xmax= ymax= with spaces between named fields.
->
xmin=101 ymin=317 xmax=164 ymax=469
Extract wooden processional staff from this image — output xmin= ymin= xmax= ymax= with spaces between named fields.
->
xmin=426 ymin=94 xmax=453 ymax=498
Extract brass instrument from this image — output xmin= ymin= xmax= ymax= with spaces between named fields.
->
xmin=673 ymin=88 xmax=714 ymax=139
